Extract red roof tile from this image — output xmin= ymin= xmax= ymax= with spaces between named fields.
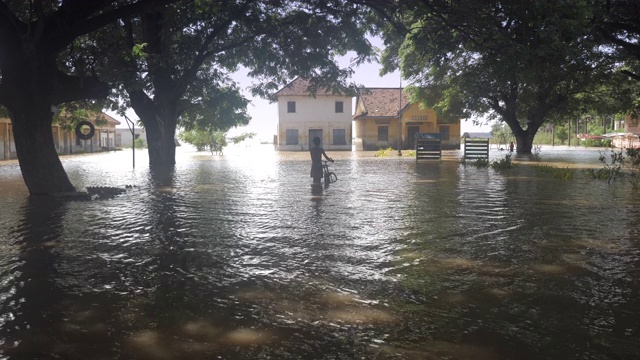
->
xmin=354 ymin=88 xmax=410 ymax=118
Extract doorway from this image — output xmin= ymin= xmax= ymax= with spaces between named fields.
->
xmin=407 ymin=126 xmax=420 ymax=149
xmin=309 ymin=129 xmax=323 ymax=149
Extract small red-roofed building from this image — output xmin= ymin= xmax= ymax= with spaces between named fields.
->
xmin=1 ymin=112 xmax=120 ymax=160
xmin=353 ymin=88 xmax=460 ymax=151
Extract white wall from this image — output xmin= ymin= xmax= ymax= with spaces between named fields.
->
xmin=116 ymin=128 xmax=147 ymax=147
xmin=277 ymin=95 xmax=353 ymax=151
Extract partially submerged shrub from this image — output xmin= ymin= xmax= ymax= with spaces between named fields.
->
xmin=375 ymin=147 xmax=394 ymax=157
xmin=459 ymin=157 xmax=489 ymax=167
xmin=532 ymin=145 xmax=542 ymax=163
xmin=490 ymin=154 xmax=514 ymax=170
xmin=537 ymin=164 xmax=575 ymax=180
xmin=625 ymin=147 xmax=640 ymax=189
xmin=585 ymin=150 xmax=624 ymax=184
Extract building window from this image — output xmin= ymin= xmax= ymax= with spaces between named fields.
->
xmin=411 ymin=115 xmax=428 ymax=121
xmin=333 ymin=129 xmax=346 ymax=145
xmin=287 ymin=101 xmax=296 ymax=113
xmin=286 ymin=129 xmax=299 ymax=145
xmin=335 ymin=101 xmax=344 ymax=113
xmin=378 ymin=126 xmax=388 ymax=142
xmin=439 ymin=126 xmax=450 ymax=140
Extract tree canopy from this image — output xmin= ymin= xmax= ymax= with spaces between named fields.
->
xmin=378 ymin=0 xmax=619 ymax=153
xmin=92 ymin=0 xmax=381 ymax=167
xmin=179 ymin=128 xmax=255 ymax=154
xmin=0 ymin=0 xmax=180 ymax=194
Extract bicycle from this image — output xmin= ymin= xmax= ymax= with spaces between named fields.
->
xmin=323 ymin=160 xmax=338 ymax=184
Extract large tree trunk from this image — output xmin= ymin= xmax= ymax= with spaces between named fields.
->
xmin=0 ymin=1 xmax=176 ymax=195
xmin=145 ymin=115 xmax=177 ymax=168
xmin=503 ymin=111 xmax=543 ymax=154
xmin=129 ymin=90 xmax=178 ymax=168
xmin=10 ymin=105 xmax=75 ymax=195
xmin=514 ymin=129 xmax=536 ymax=154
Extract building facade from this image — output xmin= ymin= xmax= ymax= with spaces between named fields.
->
xmin=1 ymin=113 xmax=120 ymax=160
xmin=275 ymin=77 xmax=352 ymax=151
xmin=611 ymin=115 xmax=640 ymax=149
xmin=116 ymin=127 xmax=147 ymax=148
xmin=353 ymin=88 xmax=461 ymax=151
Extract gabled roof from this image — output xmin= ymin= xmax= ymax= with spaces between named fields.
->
xmin=353 ymin=88 xmax=411 ymax=119
xmin=97 ymin=112 xmax=120 ymax=125
xmin=275 ymin=77 xmax=344 ymax=97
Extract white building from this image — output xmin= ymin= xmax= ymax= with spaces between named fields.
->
xmin=116 ymin=127 xmax=147 ymax=147
xmin=275 ymin=77 xmax=352 ymax=151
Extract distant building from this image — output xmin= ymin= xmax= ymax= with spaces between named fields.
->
xmin=353 ymin=88 xmax=461 ymax=151
xmin=1 ymin=112 xmax=120 ymax=160
xmin=116 ymin=127 xmax=147 ymax=148
xmin=275 ymin=77 xmax=352 ymax=151
xmin=611 ymin=115 xmax=640 ymax=148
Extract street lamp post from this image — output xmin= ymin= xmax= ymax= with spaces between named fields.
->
xmin=124 ymin=114 xmax=135 ymax=169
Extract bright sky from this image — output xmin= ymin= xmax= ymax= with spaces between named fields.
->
xmin=110 ymin=37 xmax=491 ymax=139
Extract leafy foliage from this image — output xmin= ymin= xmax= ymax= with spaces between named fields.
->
xmin=626 ymin=147 xmax=640 ymax=189
xmin=88 ymin=0 xmax=383 ymax=165
xmin=374 ymin=147 xmax=394 ymax=157
xmin=555 ymin=126 xmax=569 ymax=145
xmin=586 ymin=150 xmax=625 ymax=183
xmin=491 ymin=122 xmax=513 ymax=148
xmin=377 ymin=0 xmax=616 ymax=153
xmin=459 ymin=157 xmax=489 ymax=168
xmin=179 ymin=129 xmax=255 ymax=154
xmin=52 ymin=101 xmax=108 ymax=131
xmin=536 ymin=165 xmax=575 ymax=180
xmin=581 ymin=139 xmax=612 ymax=148
xmin=490 ymin=154 xmax=514 ymax=170
xmin=586 ymin=147 xmax=640 ymax=188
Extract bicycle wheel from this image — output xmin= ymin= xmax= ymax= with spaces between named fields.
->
xmin=328 ymin=172 xmax=337 ymax=183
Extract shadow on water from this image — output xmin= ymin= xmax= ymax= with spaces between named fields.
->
xmin=0 ymin=197 xmax=68 ymax=358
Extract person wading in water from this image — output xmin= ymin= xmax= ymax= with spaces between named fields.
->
xmin=310 ymin=136 xmax=333 ymax=184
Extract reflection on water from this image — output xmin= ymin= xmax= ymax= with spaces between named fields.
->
xmin=0 ymin=145 xmax=639 ymax=359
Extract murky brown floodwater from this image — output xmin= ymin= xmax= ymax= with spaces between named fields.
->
xmin=0 ymin=145 xmax=638 ymax=359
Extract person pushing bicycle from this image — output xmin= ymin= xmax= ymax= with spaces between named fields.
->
xmin=310 ymin=136 xmax=333 ymax=184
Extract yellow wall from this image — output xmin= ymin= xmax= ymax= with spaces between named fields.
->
xmin=356 ymin=103 xmax=460 ymax=150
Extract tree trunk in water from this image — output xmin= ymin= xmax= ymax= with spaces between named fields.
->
xmin=513 ymin=122 xmax=543 ymax=154
xmin=514 ymin=131 xmax=535 ymax=154
xmin=129 ymin=91 xmax=178 ymax=168
xmin=145 ymin=117 xmax=177 ymax=168
xmin=10 ymin=106 xmax=75 ymax=195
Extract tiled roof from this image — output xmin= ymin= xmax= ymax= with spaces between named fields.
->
xmin=354 ymin=88 xmax=410 ymax=118
xmin=275 ymin=77 xmax=339 ymax=96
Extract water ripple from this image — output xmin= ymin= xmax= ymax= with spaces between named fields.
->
xmin=0 ymin=147 xmax=638 ymax=359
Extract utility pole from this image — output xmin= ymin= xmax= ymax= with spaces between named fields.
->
xmin=397 ymin=76 xmax=403 ymax=156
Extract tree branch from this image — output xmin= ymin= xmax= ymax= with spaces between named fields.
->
xmin=59 ymin=0 xmax=182 ymax=47
xmin=621 ymin=69 xmax=640 ymax=81
xmin=0 ymin=2 xmax=26 ymax=46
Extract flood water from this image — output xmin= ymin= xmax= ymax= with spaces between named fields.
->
xmin=0 ymin=145 xmax=639 ymax=359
